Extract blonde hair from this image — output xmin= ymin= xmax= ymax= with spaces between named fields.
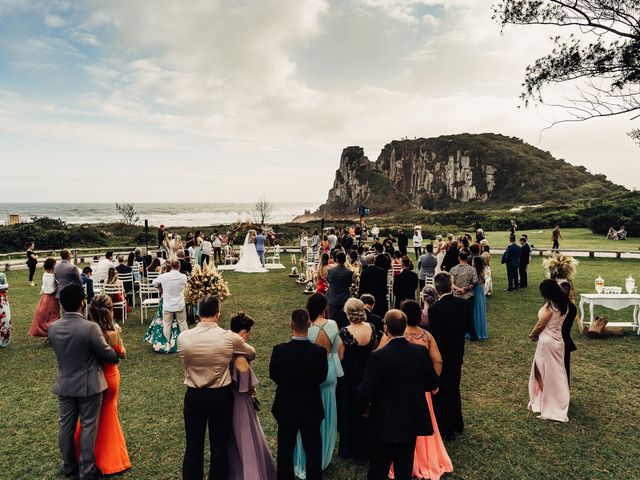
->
xmin=343 ymin=298 xmax=366 ymax=324
xmin=88 ymin=294 xmax=115 ymax=332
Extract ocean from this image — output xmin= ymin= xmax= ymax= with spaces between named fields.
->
xmin=0 ymin=202 xmax=319 ymax=227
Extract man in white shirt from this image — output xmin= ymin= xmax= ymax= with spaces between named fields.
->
xmin=327 ymin=229 xmax=338 ymax=251
xmin=371 ymin=224 xmax=380 ymax=241
xmin=211 ymin=231 xmax=223 ymax=265
xmin=93 ymin=251 xmax=116 ymax=284
xmin=153 ymin=259 xmax=189 ymax=342
xmin=200 ymin=237 xmax=212 ymax=267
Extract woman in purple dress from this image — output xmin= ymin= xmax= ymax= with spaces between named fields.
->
xmin=228 ymin=312 xmax=276 ymax=480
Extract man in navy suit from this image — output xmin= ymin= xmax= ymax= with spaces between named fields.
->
xmin=519 ymin=236 xmax=531 ymax=288
xmin=255 ymin=229 xmax=267 ymax=267
xmin=501 ymin=235 xmax=521 ymax=291
xmin=270 ymin=309 xmax=328 ymax=480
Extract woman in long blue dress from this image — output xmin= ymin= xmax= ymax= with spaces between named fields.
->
xmin=293 ymin=293 xmax=344 ymax=478
xmin=472 ymin=256 xmax=488 ymax=340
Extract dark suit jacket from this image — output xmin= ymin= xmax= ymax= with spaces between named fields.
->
xmin=53 ymin=259 xmax=82 ymax=300
xmin=179 ymin=258 xmax=193 ymax=275
xmin=427 ymin=294 xmax=472 ymax=365
xmin=520 ymin=243 xmax=531 ymax=265
xmin=397 ymin=234 xmax=408 ymax=251
xmin=342 ymin=235 xmax=354 ymax=252
xmin=501 ymin=243 xmax=521 ymax=268
xmin=393 ymin=269 xmax=419 ymax=308
xmin=357 ymin=337 xmax=439 ymax=442
xmin=326 ymin=264 xmax=353 ymax=306
xmin=48 ymin=312 xmax=119 ymax=397
xmin=359 ymin=265 xmax=388 ymax=317
xmin=441 ymin=247 xmax=459 ymax=272
xmin=115 ymin=264 xmax=134 ymax=293
xmin=269 ymin=339 xmax=328 ymax=425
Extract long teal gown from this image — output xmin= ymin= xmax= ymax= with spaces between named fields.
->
xmin=143 ymin=299 xmax=181 ymax=353
xmin=473 ymin=282 xmax=488 ymax=340
xmin=293 ymin=319 xmax=343 ymax=478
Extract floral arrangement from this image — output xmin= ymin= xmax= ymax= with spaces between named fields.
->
xmin=184 ymin=261 xmax=231 ymax=306
xmin=543 ymin=254 xmax=578 ymax=282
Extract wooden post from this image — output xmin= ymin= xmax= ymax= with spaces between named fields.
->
xmin=589 ymin=251 xmax=594 ymax=258
xmin=73 ymin=249 xmax=78 ymax=265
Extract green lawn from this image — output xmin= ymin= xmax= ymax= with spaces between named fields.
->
xmin=480 ymin=228 xmax=640 ymax=252
xmin=1 ymin=256 xmax=639 ymax=480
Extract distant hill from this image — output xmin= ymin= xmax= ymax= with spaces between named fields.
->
xmin=318 ymin=133 xmax=627 ymax=215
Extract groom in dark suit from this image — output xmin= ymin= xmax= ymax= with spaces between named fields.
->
xmin=48 ymin=284 xmax=120 ymax=480
xmin=357 ymin=309 xmax=439 ymax=480
xmin=270 ymin=309 xmax=328 ymax=480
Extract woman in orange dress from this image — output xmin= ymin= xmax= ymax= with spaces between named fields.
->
xmin=381 ymin=300 xmax=453 ymax=480
xmin=75 ymin=294 xmax=131 ymax=475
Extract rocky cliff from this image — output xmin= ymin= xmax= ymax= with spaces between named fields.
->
xmin=318 ymin=133 xmax=626 ymax=214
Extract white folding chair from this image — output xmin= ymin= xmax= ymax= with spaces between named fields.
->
xmin=387 ymin=270 xmax=394 ymax=310
xmin=139 ymin=283 xmax=160 ymax=324
xmin=266 ymin=245 xmax=282 ymax=264
xmin=103 ymin=284 xmax=127 ymax=324
xmin=147 ymin=270 xmax=160 ymax=283
xmin=223 ymin=245 xmax=237 ymax=265
xmin=117 ymin=272 xmax=136 ymax=308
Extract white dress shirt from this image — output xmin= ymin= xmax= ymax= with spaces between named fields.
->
xmin=153 ymin=270 xmax=187 ymax=312
xmin=93 ymin=258 xmax=116 ymax=283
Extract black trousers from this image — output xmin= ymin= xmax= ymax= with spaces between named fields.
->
xmin=564 ymin=351 xmax=571 ymax=387
xmin=414 ymin=247 xmax=422 ymax=260
xmin=552 ymin=239 xmax=559 ymax=250
xmin=519 ymin=263 xmax=529 ymax=288
xmin=183 ymin=386 xmax=233 ymax=480
xmin=200 ymin=254 xmax=210 ymax=267
xmin=276 ymin=420 xmax=322 ymax=480
xmin=507 ymin=265 xmax=519 ymax=290
xmin=28 ymin=262 xmax=37 ymax=282
xmin=432 ymin=360 xmax=463 ymax=437
xmin=213 ymin=247 xmax=222 ymax=264
xmin=367 ymin=439 xmax=416 ymax=480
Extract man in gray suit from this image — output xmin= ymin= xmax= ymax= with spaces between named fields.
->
xmin=54 ymin=249 xmax=82 ymax=300
xmin=326 ymin=252 xmax=353 ymax=320
xmin=48 ymin=284 xmax=120 ymax=480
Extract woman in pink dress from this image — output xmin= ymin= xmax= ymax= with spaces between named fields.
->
xmin=388 ymin=300 xmax=453 ymax=480
xmin=528 ymin=279 xmax=570 ymax=422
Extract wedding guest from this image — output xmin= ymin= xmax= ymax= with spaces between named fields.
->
xmin=450 ymin=250 xmax=477 ymax=303
xmin=212 ymin=231 xmax=223 ymax=264
xmin=177 ymin=249 xmax=192 ymax=275
xmin=376 ymin=251 xmax=392 ymax=272
xmin=391 ymin=251 xmax=403 ymax=276
xmin=481 ymin=244 xmax=493 ymax=296
xmin=417 ymin=243 xmax=438 ymax=290
xmin=270 ymin=309 xmax=328 ymax=480
xmin=81 ymin=267 xmax=94 ymax=304
xmin=357 ymin=245 xmax=368 ymax=271
xmin=337 ymin=298 xmax=379 ymax=460
xmin=359 ymin=255 xmax=388 ymax=317
xmin=93 ymin=251 xmax=115 ymax=284
xmin=528 ymin=279 xmax=570 ymax=422
xmin=428 ymin=273 xmax=472 ymax=440
xmin=441 ymin=240 xmax=459 ymax=272
xmin=48 ymin=285 xmax=120 ymax=480
xmin=510 ymin=219 xmax=517 ymax=235
xmin=471 ymin=257 xmax=488 ymax=340
xmin=315 ymin=253 xmax=331 ymax=295
xmin=371 ymin=224 xmax=380 ymax=241
xmin=393 ymin=257 xmax=419 ymax=308
xmin=412 ymin=229 xmax=423 ymax=259
xmin=293 ymin=294 xmax=344 ymax=478
xmin=326 ymin=252 xmax=353 ymax=320
xmin=26 ymin=242 xmax=38 ymax=287
xmin=357 ymin=310 xmax=439 ymax=480
xmin=29 ymin=257 xmax=59 ymax=338
xmin=519 ymin=236 xmax=531 ymax=288
xmin=434 ymin=236 xmax=446 ymax=274
xmin=54 ymin=249 xmax=82 ymax=300
xmin=468 ymin=242 xmax=480 ymax=266
xmin=389 ymin=300 xmax=452 ymax=480
xmin=341 ymin=229 xmax=354 ymax=252
xmin=552 ymin=225 xmax=562 ymax=251
xmin=115 ymin=255 xmax=134 ymax=305
xmin=227 ymin=312 xmax=276 ymax=480
xmin=106 ymin=268 xmax=127 ymax=322
xmin=147 ymin=257 xmax=162 ymax=273
xmin=559 ymin=281 xmax=577 ymax=387
xmin=157 ymin=224 xmax=165 ymax=248
xmin=161 ymin=232 xmax=173 ymax=258
xmin=200 ymin=236 xmax=212 ymax=266
xmin=502 ymin=235 xmax=521 ymax=291
xmin=153 ymin=259 xmax=188 ymax=341
xmin=419 ymin=285 xmax=439 ymax=328
xmin=327 ymin=229 xmax=338 ymax=251
xmin=360 ymin=294 xmax=384 ymax=337
xmin=178 ymin=295 xmax=256 ymax=480
xmin=397 ymin=229 xmax=409 ymax=257
xmin=311 ymin=230 xmax=321 ymax=253
xmin=74 ymin=294 xmax=130 ymax=475
xmin=321 ymin=234 xmax=330 ymax=252
xmin=476 ymin=228 xmax=486 ymax=243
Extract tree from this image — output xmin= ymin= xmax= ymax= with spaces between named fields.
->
xmin=252 ymin=197 xmax=273 ymax=225
xmin=115 ymin=202 xmax=140 ymax=225
xmin=493 ymin=1 xmax=640 ymax=134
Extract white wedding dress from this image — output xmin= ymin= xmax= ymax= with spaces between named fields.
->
xmin=234 ymin=233 xmax=268 ymax=273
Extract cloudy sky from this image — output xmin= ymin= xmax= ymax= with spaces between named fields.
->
xmin=1 ymin=0 xmax=638 ymax=204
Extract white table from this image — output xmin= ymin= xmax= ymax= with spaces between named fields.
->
xmin=578 ymin=293 xmax=640 ymax=334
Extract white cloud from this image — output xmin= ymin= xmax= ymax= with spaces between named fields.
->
xmin=44 ymin=13 xmax=65 ymax=28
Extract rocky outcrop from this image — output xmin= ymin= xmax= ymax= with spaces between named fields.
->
xmin=318 ymin=133 xmax=625 ymax=214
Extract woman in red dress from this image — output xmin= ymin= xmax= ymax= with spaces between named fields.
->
xmin=316 ymin=253 xmax=331 ymax=294
xmin=75 ymin=294 xmax=131 ymax=475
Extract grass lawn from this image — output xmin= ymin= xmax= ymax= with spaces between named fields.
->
xmin=481 ymin=228 xmax=640 ymax=252
xmin=1 ymin=256 xmax=639 ymax=479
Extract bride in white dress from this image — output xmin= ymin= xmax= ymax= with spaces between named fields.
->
xmin=234 ymin=230 xmax=268 ymax=273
